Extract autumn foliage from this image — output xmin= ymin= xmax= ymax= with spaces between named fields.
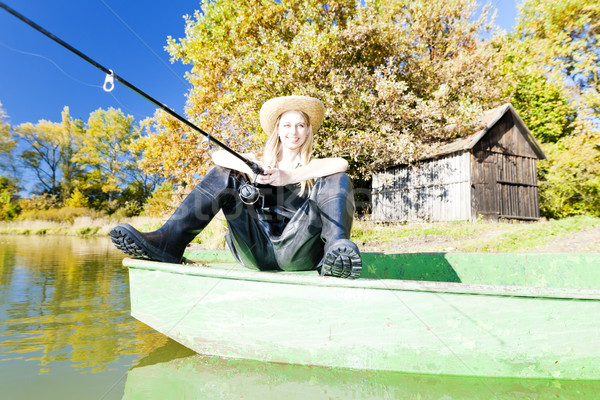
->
xmin=136 ymin=0 xmax=509 ymax=184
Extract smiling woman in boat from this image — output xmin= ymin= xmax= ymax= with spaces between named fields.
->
xmin=110 ymin=95 xmax=362 ymax=278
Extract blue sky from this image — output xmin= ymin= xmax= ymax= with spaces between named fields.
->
xmin=0 ymin=0 xmax=519 ymax=127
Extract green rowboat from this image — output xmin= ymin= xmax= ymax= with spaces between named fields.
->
xmin=123 ymin=251 xmax=600 ymax=380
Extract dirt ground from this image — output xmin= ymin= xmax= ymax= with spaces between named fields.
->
xmin=526 ymin=226 xmax=600 ymax=253
xmin=358 ymin=226 xmax=600 ymax=254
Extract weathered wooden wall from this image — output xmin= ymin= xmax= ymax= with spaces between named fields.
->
xmin=371 ymin=109 xmax=543 ymax=222
xmin=474 ymin=112 xmax=539 ymax=159
xmin=371 ymin=152 xmax=472 ymax=222
xmin=471 ymin=112 xmax=540 ymax=220
xmin=471 ymin=151 xmax=540 ymax=220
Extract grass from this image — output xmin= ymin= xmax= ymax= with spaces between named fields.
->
xmin=0 ymin=213 xmax=229 ymax=249
xmin=0 ymin=216 xmax=154 ymax=237
xmin=1 ymin=214 xmax=598 ymax=253
xmin=351 ymin=215 xmax=600 ymax=253
xmin=456 ymin=216 xmax=600 ymax=252
xmin=351 ymin=219 xmax=484 ymax=242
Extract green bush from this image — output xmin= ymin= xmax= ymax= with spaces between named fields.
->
xmin=112 ymin=201 xmax=143 ymax=219
xmin=77 ymin=226 xmax=100 ymax=235
xmin=0 ymin=191 xmax=20 ymax=220
xmin=0 ymin=176 xmax=20 ymax=221
xmin=539 ymin=134 xmax=600 ymax=218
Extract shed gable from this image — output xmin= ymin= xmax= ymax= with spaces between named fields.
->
xmin=473 ymin=112 xmax=539 ymax=159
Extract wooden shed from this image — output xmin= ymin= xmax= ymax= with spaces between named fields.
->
xmin=371 ymin=104 xmax=547 ymax=222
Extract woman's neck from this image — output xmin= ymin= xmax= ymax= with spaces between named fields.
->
xmin=278 ymin=147 xmax=300 ymax=169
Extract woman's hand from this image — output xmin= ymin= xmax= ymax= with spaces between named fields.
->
xmin=255 ymin=168 xmax=294 ymax=186
xmin=255 ymin=157 xmax=349 ymax=186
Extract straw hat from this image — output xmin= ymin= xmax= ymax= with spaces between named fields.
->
xmin=259 ymin=95 xmax=325 ymax=135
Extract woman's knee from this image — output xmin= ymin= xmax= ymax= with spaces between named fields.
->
xmin=320 ymin=172 xmax=351 ymax=187
xmin=315 ymin=172 xmax=352 ymax=196
xmin=196 ymin=166 xmax=232 ymax=191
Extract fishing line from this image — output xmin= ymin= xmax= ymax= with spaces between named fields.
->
xmin=107 ymin=92 xmax=151 ymax=120
xmin=0 ymin=39 xmax=102 ymax=89
xmin=98 ymin=0 xmax=191 ymax=90
xmin=0 ymin=1 xmax=264 ymax=204
xmin=0 ymin=39 xmax=150 ymax=119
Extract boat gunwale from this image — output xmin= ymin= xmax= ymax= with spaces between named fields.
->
xmin=123 ymin=257 xmax=600 ymax=301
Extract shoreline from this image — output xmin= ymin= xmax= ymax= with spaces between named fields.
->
xmin=2 ymin=215 xmax=599 ymax=253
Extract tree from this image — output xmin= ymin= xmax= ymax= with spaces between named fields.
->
xmin=15 ymin=119 xmax=64 ymax=196
xmin=0 ymin=175 xmax=20 ymax=220
xmin=507 ymin=0 xmax=600 ymax=217
xmin=511 ymin=74 xmax=576 ymax=143
xmin=514 ymin=0 xmax=600 ymax=133
xmin=538 ymin=133 xmax=600 ymax=218
xmin=64 ymin=188 xmax=89 ymax=208
xmin=74 ymin=107 xmax=136 ymax=205
xmin=136 ymin=0 xmax=507 ymax=185
xmin=0 ymin=102 xmax=19 ymax=181
xmin=59 ymin=107 xmax=85 ymax=201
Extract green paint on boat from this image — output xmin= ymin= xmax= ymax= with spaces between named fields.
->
xmin=124 ymin=251 xmax=600 ymax=380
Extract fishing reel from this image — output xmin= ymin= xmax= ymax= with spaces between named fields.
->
xmin=239 ymin=162 xmax=263 ymax=205
xmin=239 ymin=180 xmax=260 ymax=204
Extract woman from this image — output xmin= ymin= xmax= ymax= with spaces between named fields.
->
xmin=110 ymin=95 xmax=361 ymax=278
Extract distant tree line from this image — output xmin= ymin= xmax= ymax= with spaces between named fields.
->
xmin=1 ymin=0 xmax=598 ymax=220
xmin=0 ymin=104 xmax=162 ymax=220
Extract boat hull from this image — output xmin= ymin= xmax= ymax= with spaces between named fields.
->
xmin=125 ymin=252 xmax=600 ymax=379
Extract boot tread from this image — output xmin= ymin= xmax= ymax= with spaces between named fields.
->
xmin=110 ymin=225 xmax=151 ymax=259
xmin=110 ymin=224 xmax=181 ymax=264
xmin=321 ymin=240 xmax=362 ymax=279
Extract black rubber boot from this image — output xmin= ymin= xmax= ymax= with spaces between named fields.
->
xmin=316 ymin=173 xmax=362 ymax=279
xmin=110 ymin=167 xmax=233 ymax=263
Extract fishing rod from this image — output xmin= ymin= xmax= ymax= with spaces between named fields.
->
xmin=0 ymin=1 xmax=263 ymax=204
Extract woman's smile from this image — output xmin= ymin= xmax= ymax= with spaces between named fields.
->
xmin=278 ymin=111 xmax=308 ymax=150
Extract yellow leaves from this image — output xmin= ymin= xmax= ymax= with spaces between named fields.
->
xmin=135 ymin=109 xmax=216 ymax=185
xmin=74 ymin=108 xmax=135 ymax=181
xmin=139 ymin=0 xmax=510 ymax=183
xmin=64 ymin=188 xmax=89 ymax=208
xmin=515 ymin=0 xmax=599 ymax=89
xmin=0 ymin=102 xmax=10 ymax=140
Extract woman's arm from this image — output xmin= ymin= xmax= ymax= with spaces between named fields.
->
xmin=256 ymin=157 xmax=348 ymax=186
xmin=211 ymin=150 xmax=260 ymax=176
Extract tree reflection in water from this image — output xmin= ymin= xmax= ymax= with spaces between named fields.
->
xmin=0 ymin=234 xmax=165 ymax=399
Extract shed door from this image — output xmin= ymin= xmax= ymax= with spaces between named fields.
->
xmin=471 ymin=158 xmax=499 ymax=220
xmin=497 ymin=155 xmax=540 ymax=220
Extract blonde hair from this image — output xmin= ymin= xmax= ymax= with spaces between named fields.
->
xmin=262 ymin=110 xmax=314 ymax=195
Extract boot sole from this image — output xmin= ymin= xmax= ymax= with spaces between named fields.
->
xmin=110 ymin=224 xmax=181 ymax=264
xmin=321 ymin=240 xmax=362 ymax=279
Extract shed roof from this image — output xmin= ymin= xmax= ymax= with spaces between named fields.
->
xmin=423 ymin=103 xmax=547 ymax=160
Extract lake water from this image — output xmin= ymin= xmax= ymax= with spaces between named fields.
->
xmin=1 ymin=234 xmax=598 ymax=399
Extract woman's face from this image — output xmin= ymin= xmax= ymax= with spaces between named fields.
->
xmin=277 ymin=111 xmax=309 ymax=151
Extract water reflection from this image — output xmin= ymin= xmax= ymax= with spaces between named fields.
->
xmin=0 ymin=235 xmax=163 ymax=400
xmin=124 ymin=339 xmax=600 ymax=400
